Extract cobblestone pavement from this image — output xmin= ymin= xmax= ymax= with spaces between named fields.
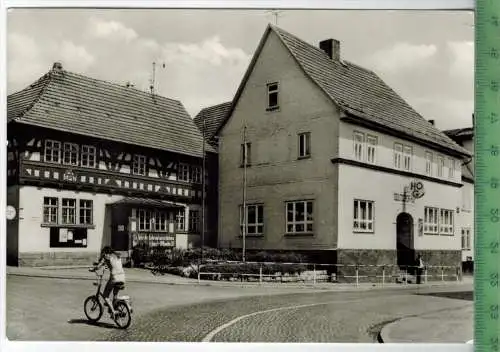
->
xmin=6 ymin=275 xmax=472 ymax=343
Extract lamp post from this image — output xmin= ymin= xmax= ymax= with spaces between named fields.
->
xmin=242 ymin=124 xmax=248 ymax=263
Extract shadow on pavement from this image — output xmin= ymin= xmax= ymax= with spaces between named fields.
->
xmin=415 ymin=291 xmax=473 ymax=301
xmin=67 ymin=318 xmax=118 ymax=329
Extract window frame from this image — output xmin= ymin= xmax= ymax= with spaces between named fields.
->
xmin=81 ymin=145 xmax=97 ymax=168
xmin=240 ymin=203 xmax=264 ymax=236
xmin=176 ymin=210 xmax=186 ymax=232
xmin=79 ymin=199 xmax=93 ymax=225
xmin=43 ymin=197 xmax=59 ymax=224
xmin=461 ymin=227 xmax=472 ymax=250
xmin=439 ymin=208 xmax=454 ymax=235
xmin=353 ymin=131 xmax=364 ymax=161
xmin=61 ymin=198 xmax=77 ymax=225
xmin=298 ymin=132 xmax=311 ymax=159
xmin=189 ymin=209 xmax=201 ymax=233
xmin=448 ymin=157 xmax=455 ymax=178
xmin=266 ymin=82 xmax=279 ymax=110
xmin=424 ymin=206 xmax=439 ymax=235
xmin=353 ymin=199 xmax=375 ymax=233
xmin=366 ymin=135 xmax=377 ymax=164
xmin=403 ymin=145 xmax=412 ymax=171
xmin=178 ymin=163 xmax=190 ymax=182
xmin=132 ymin=154 xmax=147 ymax=176
xmin=63 ymin=142 xmax=79 ymax=166
xmin=394 ymin=143 xmax=403 ymax=169
xmin=437 ymin=155 xmax=445 ymax=177
xmin=44 ymin=140 xmax=62 ymax=164
xmin=285 ymin=200 xmax=314 ymax=234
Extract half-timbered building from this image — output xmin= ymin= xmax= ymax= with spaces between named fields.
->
xmin=7 ymin=62 xmax=216 ymax=266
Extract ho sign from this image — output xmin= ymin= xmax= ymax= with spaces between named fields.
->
xmin=410 ymin=181 xmax=425 ymax=199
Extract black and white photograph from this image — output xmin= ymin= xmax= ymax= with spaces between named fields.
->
xmin=4 ymin=3 xmax=474 ymax=346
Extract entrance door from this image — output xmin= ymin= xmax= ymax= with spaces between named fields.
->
xmin=396 ymin=212 xmax=415 ymax=268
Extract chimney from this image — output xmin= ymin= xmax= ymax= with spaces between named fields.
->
xmin=52 ymin=62 xmax=63 ymax=71
xmin=319 ymin=39 xmax=340 ymax=61
xmin=428 ymin=120 xmax=435 ymax=126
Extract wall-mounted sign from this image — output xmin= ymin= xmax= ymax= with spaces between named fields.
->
xmin=63 ymin=169 xmax=77 ymax=182
xmin=6 ymin=205 xmax=16 ymax=220
xmin=118 ymin=225 xmax=125 ymax=232
xmin=394 ymin=193 xmax=414 ymax=203
xmin=410 ymin=180 xmax=425 ymax=199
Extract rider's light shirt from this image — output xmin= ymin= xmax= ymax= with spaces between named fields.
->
xmin=102 ymin=253 xmax=126 ymax=283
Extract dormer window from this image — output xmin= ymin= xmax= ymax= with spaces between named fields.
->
xmin=267 ymin=82 xmax=279 ymax=111
xmin=63 ymin=142 xmax=79 ymax=166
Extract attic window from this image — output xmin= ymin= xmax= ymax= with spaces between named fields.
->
xmin=267 ymin=82 xmax=279 ymax=111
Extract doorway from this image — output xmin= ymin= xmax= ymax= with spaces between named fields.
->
xmin=396 ymin=212 xmax=415 ymax=268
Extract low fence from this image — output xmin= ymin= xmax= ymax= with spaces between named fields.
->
xmin=196 ymin=261 xmax=463 ymax=286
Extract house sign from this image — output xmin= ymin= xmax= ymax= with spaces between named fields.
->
xmin=410 ymin=180 xmax=425 ymax=199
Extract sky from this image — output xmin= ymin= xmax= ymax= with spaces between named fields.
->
xmin=6 ymin=8 xmax=474 ymax=130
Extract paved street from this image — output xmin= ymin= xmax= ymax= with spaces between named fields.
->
xmin=6 ymin=274 xmax=472 ymax=342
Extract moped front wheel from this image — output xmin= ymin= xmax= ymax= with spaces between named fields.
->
xmin=113 ymin=301 xmax=132 ymax=329
xmin=84 ymin=296 xmax=103 ymax=323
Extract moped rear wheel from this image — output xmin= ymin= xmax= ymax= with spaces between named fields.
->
xmin=113 ymin=301 xmax=131 ymax=329
xmin=84 ymin=296 xmax=103 ymax=323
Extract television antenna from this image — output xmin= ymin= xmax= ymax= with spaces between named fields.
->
xmin=149 ymin=61 xmax=166 ymax=95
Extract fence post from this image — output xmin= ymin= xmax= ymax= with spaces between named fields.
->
xmin=355 ymin=265 xmax=359 ymax=287
xmin=424 ymin=268 xmax=428 ymax=284
xmin=441 ymin=267 xmax=445 ymax=282
xmin=313 ymin=264 xmax=317 ymax=285
xmin=198 ymin=269 xmax=201 ymax=285
xmin=382 ymin=266 xmax=385 ymax=286
xmin=456 ymin=267 xmax=460 ymax=282
xmin=405 ymin=267 xmax=408 ymax=285
xmin=259 ymin=264 xmax=263 ymax=285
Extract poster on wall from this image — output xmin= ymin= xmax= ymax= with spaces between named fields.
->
xmin=59 ymin=229 xmax=68 ymax=242
xmin=67 ymin=230 xmax=73 ymax=241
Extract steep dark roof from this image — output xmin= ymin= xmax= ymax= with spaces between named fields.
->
xmin=215 ymin=25 xmax=471 ymax=158
xmin=8 ymin=65 xmax=214 ymax=157
xmin=443 ymin=127 xmax=473 ymax=140
xmin=194 ymin=101 xmax=231 ymax=141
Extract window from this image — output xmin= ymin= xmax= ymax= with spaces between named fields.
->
xmin=240 ymin=142 xmax=251 ymax=166
xmin=240 ymin=204 xmax=264 ymax=235
xmin=437 ymin=156 xmax=445 ymax=177
xmin=440 ymin=209 xmax=454 ymax=235
xmin=153 ymin=211 xmax=167 ymax=231
xmin=424 ymin=207 xmax=439 ymax=234
xmin=79 ymin=200 xmax=93 ymax=225
xmin=138 ymin=210 xmax=151 ymax=231
xmin=178 ymin=163 xmax=189 ymax=182
xmin=44 ymin=140 xmax=61 ymax=163
xmin=298 ymin=132 xmax=311 ymax=158
xmin=425 ymin=152 xmax=433 ymax=176
xmin=189 ymin=209 xmax=201 ymax=233
xmin=81 ymin=145 xmax=96 ymax=168
xmin=191 ymin=166 xmax=202 ymax=184
xmin=267 ymin=82 xmax=279 ymax=110
xmin=354 ymin=132 xmax=364 ymax=161
xmin=43 ymin=197 xmax=58 ymax=224
xmin=132 ymin=155 xmax=146 ymax=176
xmin=176 ymin=210 xmax=185 ymax=231
xmin=63 ymin=143 xmax=79 ymax=166
xmin=353 ymin=199 xmax=374 ymax=232
xmin=394 ymin=143 xmax=403 ymax=169
xmin=366 ymin=135 xmax=377 ymax=164
xmin=448 ymin=158 xmax=455 ymax=178
xmin=61 ymin=198 xmax=76 ymax=224
xmin=462 ymin=228 xmax=471 ymax=250
xmin=286 ymin=200 xmax=314 ymax=234
xmin=403 ymin=146 xmax=412 ymax=171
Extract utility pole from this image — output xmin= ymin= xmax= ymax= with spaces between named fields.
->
xmin=242 ymin=124 xmax=248 ymax=262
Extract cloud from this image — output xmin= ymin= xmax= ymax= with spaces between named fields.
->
xmin=87 ymin=17 xmax=138 ymax=42
xmin=447 ymin=41 xmax=474 ymax=79
xmin=7 ymin=32 xmax=95 ymax=94
xmin=368 ymin=42 xmax=437 ymax=72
